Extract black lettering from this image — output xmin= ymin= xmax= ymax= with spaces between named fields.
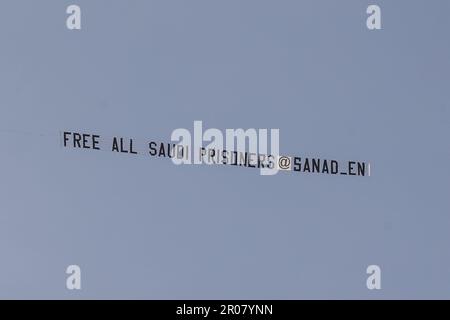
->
xmin=357 ymin=162 xmax=366 ymax=176
xmin=303 ymin=158 xmax=311 ymax=173
xmin=119 ymin=138 xmax=127 ymax=153
xmin=208 ymin=149 xmax=216 ymax=163
xmin=348 ymin=161 xmax=356 ymax=176
xmin=73 ymin=133 xmax=82 ymax=148
xmin=231 ymin=151 xmax=238 ymax=166
xmin=267 ymin=155 xmax=275 ymax=169
xmin=257 ymin=154 xmax=266 ymax=168
xmin=199 ymin=147 xmax=206 ymax=162
xmin=158 ymin=143 xmax=166 ymax=157
xmin=149 ymin=141 xmax=157 ymax=156
xmin=92 ymin=135 xmax=100 ymax=150
xmin=322 ymin=160 xmax=329 ymax=174
xmin=129 ymin=139 xmax=137 ymax=154
xmin=248 ymin=153 xmax=256 ymax=168
xmin=82 ymin=134 xmax=90 ymax=149
xmin=112 ymin=137 xmax=119 ymax=152
xmin=331 ymin=160 xmax=338 ymax=174
xmin=222 ymin=150 xmax=228 ymax=165
xmin=293 ymin=157 xmax=301 ymax=172
xmin=239 ymin=152 xmax=247 ymax=167
xmin=63 ymin=132 xmax=71 ymax=147
xmin=312 ymin=158 xmax=320 ymax=173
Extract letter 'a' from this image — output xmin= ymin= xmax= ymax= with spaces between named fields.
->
xmin=66 ymin=5 xmax=81 ymax=30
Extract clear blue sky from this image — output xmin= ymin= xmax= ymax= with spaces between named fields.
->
xmin=0 ymin=0 xmax=449 ymax=299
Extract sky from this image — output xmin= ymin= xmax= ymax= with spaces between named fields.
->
xmin=0 ymin=0 xmax=449 ymax=299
